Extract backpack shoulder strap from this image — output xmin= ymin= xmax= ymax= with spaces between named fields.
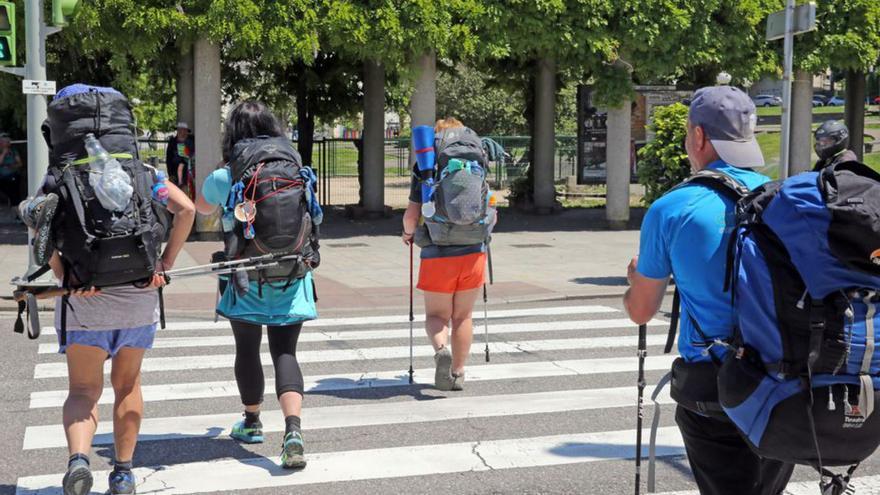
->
xmin=676 ymin=169 xmax=750 ymax=203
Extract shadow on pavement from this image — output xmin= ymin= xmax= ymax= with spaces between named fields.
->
xmin=569 ymin=276 xmax=628 ymax=286
xmin=319 ymin=207 xmax=646 ymax=240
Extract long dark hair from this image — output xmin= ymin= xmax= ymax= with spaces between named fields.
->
xmin=222 ymin=100 xmax=284 ymax=162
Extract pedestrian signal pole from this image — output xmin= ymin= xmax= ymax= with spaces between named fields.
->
xmin=766 ymin=1 xmax=816 ymax=179
xmin=3 ymin=0 xmax=77 ymax=285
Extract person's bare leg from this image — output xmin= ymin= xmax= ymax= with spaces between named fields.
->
xmin=110 ymin=347 xmax=147 ymax=463
xmin=450 ymin=288 xmax=481 ymax=375
xmin=423 ymin=291 xmax=453 ymax=351
xmin=279 ymin=392 xmax=303 ymax=418
xmin=63 ymin=344 xmax=109 ymax=456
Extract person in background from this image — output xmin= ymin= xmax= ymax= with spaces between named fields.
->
xmin=402 ymin=117 xmax=497 ymax=392
xmin=813 ymin=120 xmax=857 ymax=171
xmin=0 ymin=133 xmax=24 ymax=218
xmin=165 ymin=122 xmax=194 ymax=194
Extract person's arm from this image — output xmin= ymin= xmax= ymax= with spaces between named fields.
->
xmin=195 ymin=191 xmax=218 ymax=215
xmin=155 ymin=180 xmax=195 ymax=281
xmin=622 ymin=205 xmax=672 ymax=324
xmin=623 ymin=257 xmax=669 ymax=324
xmin=402 ymin=201 xmax=420 ymax=245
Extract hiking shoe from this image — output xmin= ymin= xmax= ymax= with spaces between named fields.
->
xmin=280 ymin=430 xmax=307 ymax=469
xmin=62 ymin=462 xmax=93 ymax=495
xmin=451 ymin=371 xmax=465 ymax=391
xmin=19 ymin=194 xmax=58 ymax=266
xmin=107 ymin=469 xmax=136 ymax=495
xmin=230 ymin=419 xmax=264 ymax=444
xmin=434 ymin=346 xmax=454 ymax=391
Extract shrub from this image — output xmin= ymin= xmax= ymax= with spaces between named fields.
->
xmin=637 ymin=103 xmax=691 ymax=205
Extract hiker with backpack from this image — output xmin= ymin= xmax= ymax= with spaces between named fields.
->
xmin=22 ymin=85 xmax=195 ymax=495
xmin=624 ymin=86 xmax=795 ymax=495
xmin=194 ymin=100 xmax=321 ymax=470
xmin=402 ymin=117 xmax=497 ymax=391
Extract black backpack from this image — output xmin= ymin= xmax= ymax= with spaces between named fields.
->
xmin=43 ymin=89 xmax=168 ymax=290
xmin=38 ymin=89 xmax=169 ymax=341
xmin=224 ymin=136 xmax=320 ymax=287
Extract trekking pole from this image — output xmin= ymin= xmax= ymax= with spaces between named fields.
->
xmin=484 ymin=245 xmax=494 ymax=362
xmin=408 ymin=241 xmax=415 ymax=384
xmin=635 ymin=323 xmax=648 ymax=495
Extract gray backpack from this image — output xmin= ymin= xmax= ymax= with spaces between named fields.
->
xmin=415 ymin=127 xmax=494 ymax=247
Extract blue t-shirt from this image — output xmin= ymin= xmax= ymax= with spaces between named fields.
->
xmin=202 ymin=168 xmax=318 ymax=326
xmin=637 ymin=160 xmax=769 ymax=362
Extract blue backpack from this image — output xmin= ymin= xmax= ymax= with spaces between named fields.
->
xmin=715 ymin=161 xmax=880 ymax=489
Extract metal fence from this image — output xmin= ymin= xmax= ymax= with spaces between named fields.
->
xmin=6 ymin=136 xmax=580 ymax=209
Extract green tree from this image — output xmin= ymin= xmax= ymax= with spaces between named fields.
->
xmin=435 ymin=64 xmax=527 ymax=136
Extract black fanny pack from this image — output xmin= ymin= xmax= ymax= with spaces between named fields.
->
xmin=670 ymin=357 xmax=728 ymax=420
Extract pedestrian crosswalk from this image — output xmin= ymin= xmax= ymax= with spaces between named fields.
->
xmin=13 ymin=302 xmax=869 ymax=494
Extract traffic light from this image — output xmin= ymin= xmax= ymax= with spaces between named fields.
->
xmin=0 ymin=2 xmax=15 ymax=67
xmin=52 ymin=0 xmax=79 ymax=27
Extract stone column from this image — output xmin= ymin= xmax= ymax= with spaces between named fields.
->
xmin=176 ymin=45 xmax=195 ymax=129
xmin=408 ymin=52 xmax=436 ymax=168
xmin=532 ymin=57 xmax=556 ymax=213
xmin=193 ymin=38 xmax=223 ymax=233
xmin=362 ymin=59 xmax=386 ymax=214
xmin=788 ymin=70 xmax=814 ymax=174
xmin=845 ymin=70 xmax=866 ymax=161
xmin=606 ymin=98 xmax=632 ymax=229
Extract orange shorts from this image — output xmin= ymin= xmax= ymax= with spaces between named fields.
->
xmin=418 ymin=252 xmax=487 ymax=294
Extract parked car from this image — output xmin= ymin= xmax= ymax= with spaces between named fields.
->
xmin=826 ymin=96 xmax=845 ymax=106
xmin=812 ymin=96 xmax=826 ymax=107
xmin=752 ymin=94 xmax=782 ymax=107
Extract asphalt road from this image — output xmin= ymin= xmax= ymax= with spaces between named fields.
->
xmin=3 ymin=298 xmax=880 ymax=494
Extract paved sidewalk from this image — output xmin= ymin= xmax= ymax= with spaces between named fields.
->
xmin=0 ymin=207 xmax=647 ymax=314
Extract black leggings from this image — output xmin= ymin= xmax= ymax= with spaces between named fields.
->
xmin=230 ymin=321 xmax=304 ymax=406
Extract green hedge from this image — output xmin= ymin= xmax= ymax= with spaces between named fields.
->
xmin=637 ymin=103 xmax=691 ymax=205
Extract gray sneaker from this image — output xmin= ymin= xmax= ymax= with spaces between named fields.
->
xmin=451 ymin=371 xmax=465 ymax=391
xmin=434 ymin=346 xmax=454 ymax=391
xmin=62 ymin=461 xmax=93 ymax=495
xmin=19 ymin=193 xmax=58 ymax=266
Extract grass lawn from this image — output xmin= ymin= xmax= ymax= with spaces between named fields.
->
xmin=756 ymin=105 xmax=847 ymax=117
xmin=756 ymin=130 xmax=880 ymax=178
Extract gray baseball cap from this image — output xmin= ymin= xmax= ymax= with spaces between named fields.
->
xmin=689 ymin=86 xmax=764 ymax=168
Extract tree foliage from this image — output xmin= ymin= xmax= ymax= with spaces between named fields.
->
xmin=637 ymin=103 xmax=691 ymax=205
xmin=796 ymin=0 xmax=880 ymax=73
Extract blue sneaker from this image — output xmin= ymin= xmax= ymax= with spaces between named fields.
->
xmin=107 ymin=469 xmax=136 ymax=495
xmin=280 ymin=430 xmax=306 ymax=469
xmin=62 ymin=461 xmax=92 ymax=495
xmin=230 ymin=419 xmax=264 ymax=444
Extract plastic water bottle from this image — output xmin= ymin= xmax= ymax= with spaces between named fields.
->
xmin=152 ymin=171 xmax=169 ymax=205
xmin=84 ymin=133 xmax=133 ymax=211
xmin=421 ymin=199 xmax=436 ymax=218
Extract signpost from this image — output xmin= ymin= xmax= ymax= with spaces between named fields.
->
xmin=766 ymin=1 xmax=816 ymax=179
xmin=21 ymin=79 xmax=56 ymax=95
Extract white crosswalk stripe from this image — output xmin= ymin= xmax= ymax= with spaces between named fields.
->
xmin=33 ymin=332 xmax=671 ymax=378
xmin=35 ymin=317 xmax=665 ymax=353
xmin=15 ymin=428 xmax=687 ymax=494
xmin=16 ymin=302 xmax=843 ymax=494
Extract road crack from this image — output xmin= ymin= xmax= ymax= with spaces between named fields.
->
xmin=471 ymin=441 xmax=495 ymax=471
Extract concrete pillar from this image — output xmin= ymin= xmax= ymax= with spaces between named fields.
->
xmin=606 ymin=98 xmax=632 ymax=228
xmin=193 ymin=38 xmax=223 ymax=233
xmin=176 ymin=45 xmax=195 ymax=129
xmin=845 ymin=70 xmax=866 ymax=161
xmin=789 ymin=70 xmax=814 ymax=175
xmin=408 ymin=52 xmax=436 ymax=167
xmin=532 ymin=57 xmax=556 ymax=213
xmin=362 ymin=60 xmax=386 ymax=214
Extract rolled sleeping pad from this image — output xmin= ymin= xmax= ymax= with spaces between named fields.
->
xmin=412 ymin=125 xmax=435 ymax=204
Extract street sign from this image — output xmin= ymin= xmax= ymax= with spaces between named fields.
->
xmin=766 ymin=2 xmax=816 ymax=41
xmin=22 ymin=79 xmax=56 ymax=95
